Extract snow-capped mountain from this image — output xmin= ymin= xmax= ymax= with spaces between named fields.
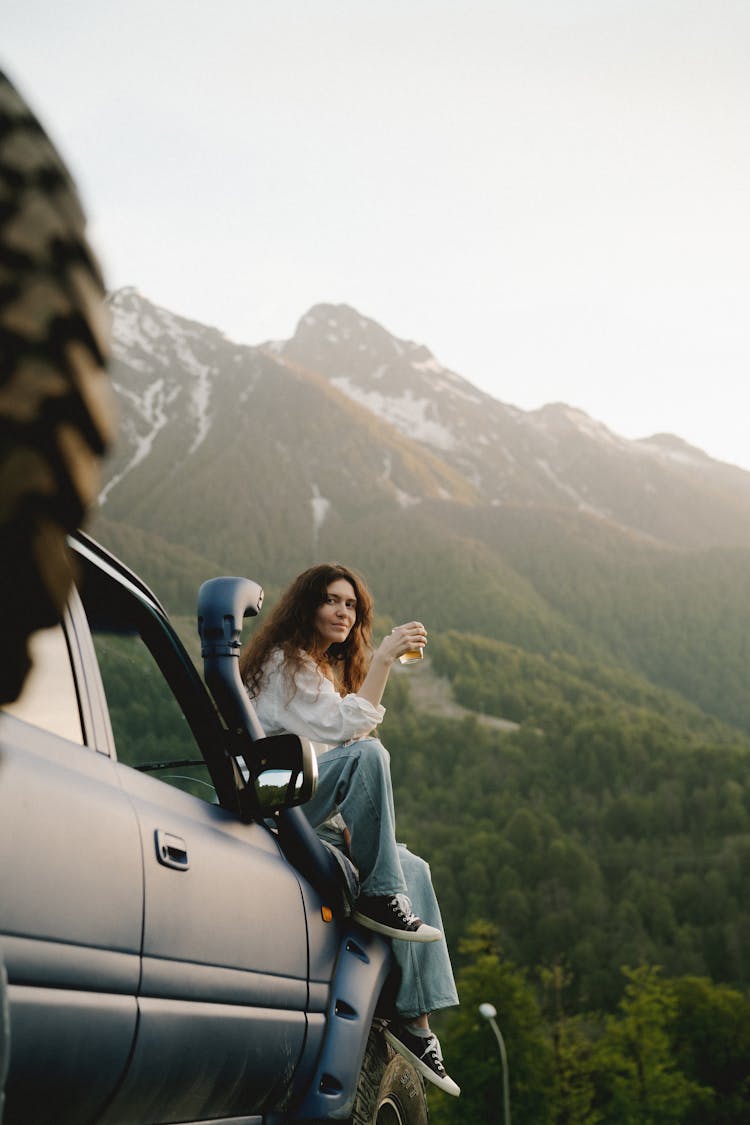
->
xmin=100 ymin=289 xmax=750 ymax=569
xmin=102 ymin=290 xmax=248 ymax=503
xmin=278 ymin=302 xmax=750 ymax=546
xmin=100 ymin=290 xmax=476 ymax=580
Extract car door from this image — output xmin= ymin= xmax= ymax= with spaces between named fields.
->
xmin=73 ymin=540 xmax=313 ymax=1123
xmin=0 ymin=599 xmax=143 ymax=1125
xmin=107 ymin=770 xmax=312 ymax=1123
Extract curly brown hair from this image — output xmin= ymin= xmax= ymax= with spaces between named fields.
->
xmin=239 ymin=563 xmax=374 ymax=699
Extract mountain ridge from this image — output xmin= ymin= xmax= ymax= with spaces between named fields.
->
xmin=103 ymin=288 xmax=750 ymax=552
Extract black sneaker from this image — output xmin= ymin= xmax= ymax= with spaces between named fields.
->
xmin=352 ymin=894 xmax=441 ymax=942
xmin=385 ymin=1023 xmax=461 ymax=1097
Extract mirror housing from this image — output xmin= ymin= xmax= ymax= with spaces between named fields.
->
xmin=251 ymin=732 xmax=318 ymax=818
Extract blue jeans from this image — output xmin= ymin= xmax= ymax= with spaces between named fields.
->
xmin=302 ymin=738 xmax=459 ymax=1019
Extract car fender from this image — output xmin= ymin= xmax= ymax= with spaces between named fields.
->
xmin=291 ymin=924 xmax=392 ymax=1120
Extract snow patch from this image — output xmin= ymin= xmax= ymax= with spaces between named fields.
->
xmin=636 ymin=439 xmax=706 ymax=469
xmin=535 ymin=458 xmax=608 ymax=517
xmin=106 ymin=298 xmax=226 ymax=492
xmin=530 ymin=405 xmax=626 ymax=451
xmin=377 ymin=452 xmax=420 ymax=506
xmin=412 ymin=357 xmax=444 ymax=375
xmin=152 ymin=308 xmax=219 ymax=454
xmin=310 ymin=484 xmax=331 ymax=550
xmin=99 ymin=378 xmax=178 ymax=504
xmin=395 ymin=488 xmax=421 ymax=508
xmin=331 ymin=377 xmax=457 ymax=450
xmin=110 ymin=348 xmax=155 ymax=374
xmin=567 ymin=409 xmax=625 ymax=448
xmin=111 ymin=303 xmax=169 ymax=363
xmin=187 ymin=363 xmax=213 ymax=453
xmin=411 ymin=360 xmax=484 ymax=405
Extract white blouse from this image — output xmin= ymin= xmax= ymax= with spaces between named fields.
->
xmin=249 ymin=647 xmax=385 ymax=755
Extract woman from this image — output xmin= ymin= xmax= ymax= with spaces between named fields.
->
xmin=240 ymin=563 xmax=460 ymax=1097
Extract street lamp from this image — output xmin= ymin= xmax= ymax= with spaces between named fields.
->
xmin=479 ymin=1002 xmax=511 ymax=1125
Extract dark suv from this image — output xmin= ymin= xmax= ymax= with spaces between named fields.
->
xmin=0 ymin=533 xmax=428 ymax=1125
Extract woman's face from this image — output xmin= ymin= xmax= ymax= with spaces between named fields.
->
xmin=314 ymin=578 xmax=357 ymax=648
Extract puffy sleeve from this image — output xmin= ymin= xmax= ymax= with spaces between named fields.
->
xmin=256 ymin=650 xmax=384 ymax=746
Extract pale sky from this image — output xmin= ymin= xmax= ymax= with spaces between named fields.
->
xmin=5 ymin=1 xmax=750 ymax=468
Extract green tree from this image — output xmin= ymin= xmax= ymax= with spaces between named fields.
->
xmin=594 ymin=966 xmax=711 ymax=1124
xmin=541 ymin=963 xmax=602 ymax=1125
xmin=429 ymin=921 xmax=554 ymax=1125
xmin=671 ymin=976 xmax=750 ymax=1124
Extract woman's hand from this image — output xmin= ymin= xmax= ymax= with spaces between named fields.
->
xmin=378 ymin=621 xmax=428 ymax=665
xmin=357 ymin=621 xmax=428 ymax=708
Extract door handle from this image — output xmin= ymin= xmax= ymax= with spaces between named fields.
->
xmin=155 ymin=829 xmax=190 ymax=871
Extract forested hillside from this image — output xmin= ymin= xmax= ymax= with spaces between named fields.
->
xmin=381 ymin=650 xmax=750 ymax=1122
xmin=92 ymin=288 xmax=750 ymax=1121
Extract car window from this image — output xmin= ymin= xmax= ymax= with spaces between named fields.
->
xmin=91 ymin=628 xmax=217 ymax=804
xmin=2 ymin=624 xmax=83 ymax=744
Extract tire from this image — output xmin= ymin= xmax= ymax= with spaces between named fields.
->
xmin=0 ymin=70 xmax=115 ymax=703
xmin=349 ymin=1024 xmax=430 ymax=1125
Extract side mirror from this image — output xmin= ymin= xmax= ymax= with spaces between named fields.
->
xmin=252 ymin=733 xmax=318 ymax=817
